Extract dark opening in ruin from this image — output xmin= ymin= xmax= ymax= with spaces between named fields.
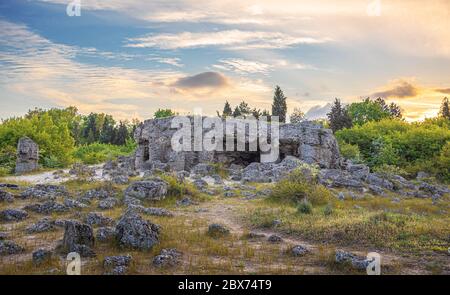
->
xmin=143 ymin=145 xmax=150 ymax=162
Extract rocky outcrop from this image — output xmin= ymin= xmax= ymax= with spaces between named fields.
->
xmin=0 ymin=240 xmax=25 ymax=255
xmin=0 ymin=209 xmax=28 ymax=222
xmin=0 ymin=190 xmax=14 ymax=203
xmin=153 ymin=248 xmax=183 ymax=267
xmin=134 ymin=117 xmax=341 ymax=172
xmin=124 ymin=179 xmax=168 ymax=201
xmin=60 ymin=220 xmax=95 ymax=257
xmin=15 ymin=137 xmax=39 ymax=174
xmin=115 ymin=210 xmax=160 ymax=250
xmin=103 ymin=255 xmax=132 ymax=275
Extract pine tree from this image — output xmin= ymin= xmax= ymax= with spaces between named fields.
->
xmin=223 ymin=101 xmax=232 ymax=117
xmin=271 ymin=86 xmax=287 ymax=123
xmin=327 ymin=98 xmax=353 ymax=133
xmin=439 ymin=97 xmax=450 ymax=119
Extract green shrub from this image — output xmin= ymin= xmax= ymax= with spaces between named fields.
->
xmin=0 ymin=166 xmax=10 ymax=177
xmin=159 ymin=174 xmax=199 ymax=199
xmin=72 ymin=141 xmax=136 ymax=165
xmin=373 ymin=164 xmax=408 ymax=178
xmin=336 ymin=118 xmax=450 ymax=181
xmin=43 ymin=155 xmax=64 ymax=168
xmin=323 ymin=204 xmax=334 ymax=216
xmin=339 ymin=141 xmax=361 ymax=162
xmin=297 ymin=200 xmax=313 ymax=214
xmin=270 ymin=169 xmax=332 ymax=205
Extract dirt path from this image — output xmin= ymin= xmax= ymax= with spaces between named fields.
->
xmin=177 ymin=197 xmax=434 ymax=275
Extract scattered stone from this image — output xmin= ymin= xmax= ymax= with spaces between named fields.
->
xmin=267 ymin=234 xmax=283 ymax=243
xmin=291 ymin=245 xmax=309 ymax=257
xmin=176 ymin=197 xmax=196 ymax=206
xmin=115 ymin=210 xmax=160 ymax=250
xmin=337 ymin=192 xmax=345 ymax=201
xmin=85 ymin=212 xmax=113 ymax=227
xmin=392 ymin=198 xmax=401 ymax=203
xmin=103 ymin=255 xmax=132 ymax=275
xmin=24 ymin=201 xmax=69 ymax=214
xmin=124 ymin=197 xmax=142 ymax=207
xmin=346 ymin=163 xmax=370 ymax=181
xmin=223 ymin=191 xmax=236 ymax=198
xmin=0 ymin=232 xmax=7 ymax=240
xmin=191 ymin=163 xmax=215 ymax=177
xmin=15 ymin=136 xmax=39 ymax=174
xmin=153 ymin=248 xmax=183 ymax=267
xmin=244 ymin=232 xmax=265 ymax=239
xmin=64 ymin=198 xmax=88 ymax=209
xmin=141 ymin=207 xmax=173 ymax=217
xmin=207 ymin=223 xmax=230 ymax=238
xmin=98 ymin=197 xmax=119 ymax=210
xmin=0 ymin=240 xmax=25 ymax=255
xmin=367 ymin=173 xmax=394 ymax=191
xmin=32 ymin=249 xmax=52 ymax=266
xmin=272 ymin=219 xmax=282 ymax=227
xmin=124 ymin=179 xmax=168 ymax=201
xmin=20 ymin=184 xmax=68 ymax=201
xmin=0 ymin=183 xmax=20 ymax=189
xmin=0 ymin=190 xmax=14 ymax=203
xmin=193 ymin=179 xmax=208 ymax=190
xmin=82 ymin=187 xmax=116 ymax=200
xmin=96 ymin=227 xmax=116 ymax=243
xmin=416 ymin=171 xmax=430 ymax=180
xmin=335 ymin=250 xmax=371 ymax=270
xmin=112 ymin=174 xmax=129 ymax=185
xmin=241 ymin=191 xmax=257 ymax=199
xmin=0 ymin=209 xmax=28 ymax=222
xmin=69 ymin=163 xmax=95 ymax=177
xmin=60 ymin=220 xmax=95 ymax=257
xmin=368 ymin=185 xmax=385 ymax=196
xmin=26 ymin=217 xmax=55 ymax=234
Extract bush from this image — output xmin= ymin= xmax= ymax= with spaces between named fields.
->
xmin=0 ymin=109 xmax=75 ymax=169
xmin=323 ymin=204 xmax=334 ymax=216
xmin=297 ymin=200 xmax=313 ymax=214
xmin=339 ymin=141 xmax=361 ymax=162
xmin=373 ymin=164 xmax=408 ymax=178
xmin=0 ymin=166 xmax=10 ymax=177
xmin=336 ymin=118 xmax=450 ymax=181
xmin=159 ymin=174 xmax=199 ymax=199
xmin=270 ymin=169 xmax=332 ymax=205
xmin=72 ymin=141 xmax=136 ymax=165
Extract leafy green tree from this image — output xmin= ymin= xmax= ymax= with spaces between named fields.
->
xmin=154 ymin=109 xmax=176 ymax=118
xmin=347 ymin=98 xmax=391 ymax=125
xmin=271 ymin=86 xmax=287 ymax=123
xmin=439 ymin=97 xmax=450 ymax=119
xmin=374 ymin=97 xmax=402 ymax=119
xmin=114 ymin=121 xmax=129 ymax=145
xmin=100 ymin=115 xmax=116 ymax=144
xmin=327 ymin=98 xmax=352 ymax=133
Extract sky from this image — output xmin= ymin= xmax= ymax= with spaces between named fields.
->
xmin=0 ymin=0 xmax=449 ymax=121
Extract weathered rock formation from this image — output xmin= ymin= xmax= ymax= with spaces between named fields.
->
xmin=15 ymin=137 xmax=39 ymax=174
xmin=134 ymin=117 xmax=341 ymax=172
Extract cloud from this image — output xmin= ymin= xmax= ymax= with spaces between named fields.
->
xmin=213 ymin=59 xmax=272 ymax=75
xmin=435 ymin=88 xmax=450 ymax=95
xmin=172 ymin=72 xmax=229 ymax=89
xmin=305 ymin=103 xmax=332 ymax=120
xmin=146 ymin=57 xmax=184 ymax=67
xmin=371 ymin=80 xmax=419 ymax=98
xmin=125 ymin=30 xmax=328 ymax=50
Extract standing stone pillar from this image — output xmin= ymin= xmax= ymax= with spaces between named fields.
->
xmin=15 ymin=137 xmax=39 ymax=174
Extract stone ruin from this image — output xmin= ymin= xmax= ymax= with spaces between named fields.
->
xmin=15 ymin=137 xmax=39 ymax=174
xmin=133 ymin=116 xmax=341 ymax=172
